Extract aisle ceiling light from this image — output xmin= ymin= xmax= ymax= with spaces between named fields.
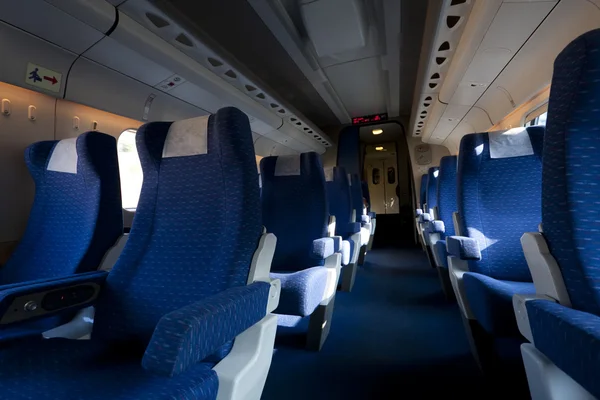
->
xmin=372 ymin=129 xmax=383 ymax=135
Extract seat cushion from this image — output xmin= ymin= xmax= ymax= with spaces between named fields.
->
xmin=0 ymin=338 xmax=218 ymax=400
xmin=271 ymin=267 xmax=328 ymax=317
xmin=527 ymin=300 xmax=600 ymax=399
xmin=464 ymin=272 xmax=535 ymax=336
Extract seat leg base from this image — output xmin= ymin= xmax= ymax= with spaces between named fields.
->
xmin=338 ymin=263 xmax=357 ymax=292
xmin=306 ymin=296 xmax=336 ymax=351
xmin=357 ymin=245 xmax=367 ymax=266
xmin=367 ymin=235 xmax=374 ymax=251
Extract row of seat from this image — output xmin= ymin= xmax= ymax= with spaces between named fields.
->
xmin=0 ymin=105 xmax=377 ymax=398
xmin=416 ymin=28 xmax=600 ymax=399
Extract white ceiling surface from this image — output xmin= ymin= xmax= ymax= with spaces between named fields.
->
xmin=359 ymin=122 xmax=404 ymax=144
xmin=249 ymin=0 xmax=416 ymax=123
xmin=417 ymin=0 xmax=600 ymax=153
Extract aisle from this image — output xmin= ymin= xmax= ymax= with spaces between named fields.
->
xmin=261 ymin=248 xmax=487 ymax=399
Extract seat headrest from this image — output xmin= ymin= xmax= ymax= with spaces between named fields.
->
xmin=47 ymin=138 xmax=78 ymax=173
xmin=488 ymin=128 xmax=534 ymax=159
xmin=426 ymin=167 xmax=439 ymax=209
xmin=161 ymin=116 xmax=209 ymax=158
xmin=323 ymin=166 xmax=335 ymax=182
xmin=541 ymin=28 xmax=600 ymax=313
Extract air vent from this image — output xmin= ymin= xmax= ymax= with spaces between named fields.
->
xmin=304 ymin=127 xmax=309 ymax=131
xmin=256 ymin=93 xmax=266 ymax=99
xmin=175 ymin=33 xmax=193 ymax=47
xmin=438 ymin=41 xmax=450 ymax=52
xmin=420 ymin=115 xmax=426 ymax=119
xmin=208 ymin=57 xmax=223 ymax=67
xmin=245 ymin=85 xmax=257 ymax=92
xmin=425 ymin=96 xmax=432 ymax=101
xmin=429 ymin=83 xmax=438 ymax=89
xmin=270 ymin=103 xmax=278 ymax=108
xmin=446 ymin=16 xmax=461 ymax=29
xmin=421 ymin=111 xmax=427 ymax=115
xmin=308 ymin=130 xmax=313 ymax=134
xmin=451 ymin=0 xmax=467 ymax=5
xmin=146 ymin=13 xmax=170 ymax=28
xmin=224 ymin=70 xmax=237 ymax=79
xmin=278 ymin=109 xmax=285 ymax=114
xmin=424 ymin=102 xmax=431 ymax=107
xmin=431 ymin=73 xmax=440 ymax=80
xmin=436 ymin=57 xmax=446 ymax=65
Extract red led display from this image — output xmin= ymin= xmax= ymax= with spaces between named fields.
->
xmin=352 ymin=113 xmax=388 ymax=125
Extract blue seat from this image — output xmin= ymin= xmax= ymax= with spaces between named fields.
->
xmin=360 ymin=181 xmax=376 ymax=250
xmin=447 ymin=126 xmax=544 ymax=342
xmin=514 ymin=29 xmax=600 ymax=400
xmin=260 ymin=152 xmax=341 ymax=351
xmin=429 ymin=156 xmax=457 ymax=269
xmin=325 ymin=166 xmax=361 ymax=292
xmin=419 ymin=173 xmax=428 ymax=211
xmin=425 ymin=166 xmax=439 ymax=219
xmin=0 ymin=131 xmax=122 ymax=340
xmin=0 ymin=107 xmax=278 ymax=400
xmin=348 ymin=173 xmax=371 ymax=253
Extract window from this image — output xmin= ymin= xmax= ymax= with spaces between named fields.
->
xmin=525 ymin=103 xmax=548 ymax=127
xmin=387 ymin=167 xmax=396 ymax=184
xmin=372 ymin=168 xmax=381 ymax=185
xmin=117 ymin=129 xmax=143 ymax=210
xmin=525 ymin=111 xmax=548 ymax=127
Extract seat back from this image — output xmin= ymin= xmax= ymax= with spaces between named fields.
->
xmin=349 ymin=173 xmax=364 ymax=221
xmin=361 ymin=181 xmax=371 ymax=211
xmin=457 ymin=127 xmax=544 ymax=281
xmin=426 ymin=167 xmax=439 ymax=213
xmin=93 ymin=107 xmax=262 ymax=345
xmin=2 ymin=132 xmax=122 ymax=284
xmin=261 ymin=152 xmax=328 ymax=272
xmin=419 ymin=174 xmax=428 ymax=209
xmin=437 ymin=156 xmax=458 ymax=238
xmin=542 ymin=29 xmax=600 ymax=314
xmin=325 ymin=166 xmax=353 ymax=237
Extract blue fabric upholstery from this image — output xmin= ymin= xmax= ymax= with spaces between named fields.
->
xmin=325 ymin=167 xmax=355 ymax=238
xmin=419 ymin=213 xmax=432 ymax=223
xmin=1 ymin=131 xmax=122 ymax=283
xmin=336 ymin=126 xmax=361 ymax=175
xmin=464 ymin=273 xmax=535 ymax=335
xmin=271 ymin=268 xmax=328 ymax=317
xmin=457 ymin=128 xmax=544 ymax=281
xmin=0 ymin=107 xmax=266 ymax=399
xmin=527 ymin=299 xmax=600 ymax=398
xmin=415 ymin=209 xmax=423 ymax=217
xmin=433 ymin=240 xmax=448 ymax=269
xmin=541 ymin=29 xmax=600 ymax=315
xmin=419 ymin=174 xmax=428 ymax=209
xmin=446 ymin=236 xmax=481 ymax=261
xmin=426 ymin=167 xmax=439 ymax=213
xmin=437 ymin=155 xmax=458 ymax=238
xmin=329 ymin=236 xmax=342 ymax=253
xmin=0 ymin=338 xmax=219 ymax=400
xmin=261 ymin=153 xmax=329 ymax=271
xmin=426 ymin=220 xmax=445 ymax=234
xmin=312 ymin=237 xmax=336 ymax=260
xmin=143 ymin=282 xmax=270 ymax=377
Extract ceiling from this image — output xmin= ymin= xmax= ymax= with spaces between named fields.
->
xmin=158 ymin=0 xmax=428 ymax=130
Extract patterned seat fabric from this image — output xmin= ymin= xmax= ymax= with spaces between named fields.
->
xmin=437 ymin=156 xmax=457 ymax=238
xmin=261 ymin=152 xmax=330 ymax=317
xmin=419 ymin=174 xmax=428 ymax=210
xmin=457 ymin=127 xmax=544 ymax=335
xmin=325 ymin=166 xmax=355 ymax=266
xmin=426 ymin=167 xmax=439 ymax=214
xmin=526 ymin=29 xmax=600 ymax=398
xmin=2 ymin=132 xmax=122 ymax=283
xmin=0 ymin=132 xmax=122 ymax=341
xmin=0 ymin=107 xmax=266 ymax=399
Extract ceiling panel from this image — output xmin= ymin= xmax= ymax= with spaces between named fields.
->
xmin=325 ymin=57 xmax=386 ymax=117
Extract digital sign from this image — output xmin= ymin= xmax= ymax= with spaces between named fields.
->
xmin=352 ymin=113 xmax=388 ymax=125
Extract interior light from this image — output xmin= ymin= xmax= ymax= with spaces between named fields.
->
xmin=372 ymin=129 xmax=383 ymax=135
xmin=375 ymin=146 xmax=384 ymax=151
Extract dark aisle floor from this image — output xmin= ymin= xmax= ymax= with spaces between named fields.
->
xmin=262 ymin=247 xmax=488 ymax=399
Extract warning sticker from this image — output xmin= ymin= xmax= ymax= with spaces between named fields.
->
xmin=25 ymin=63 xmax=62 ymax=93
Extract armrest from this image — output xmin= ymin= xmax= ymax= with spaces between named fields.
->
xmin=360 ymin=215 xmax=370 ymax=225
xmin=331 ymin=236 xmax=342 ymax=252
xmin=432 ymin=240 xmax=448 ymax=268
xmin=426 ymin=220 xmax=445 ymax=234
xmin=368 ymin=211 xmax=376 ymax=219
xmin=513 ymin=293 xmax=557 ymax=343
xmin=311 ymin=237 xmax=336 ymax=260
xmin=419 ymin=213 xmax=432 ymax=223
xmin=415 ymin=209 xmax=423 ymax=217
xmin=328 ymin=215 xmax=336 ymax=237
xmin=142 ymin=282 xmax=271 ymax=377
xmin=521 ymin=232 xmax=571 ymax=306
xmin=446 ymin=236 xmax=481 ymax=260
xmin=0 ymin=271 xmax=108 ymax=325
